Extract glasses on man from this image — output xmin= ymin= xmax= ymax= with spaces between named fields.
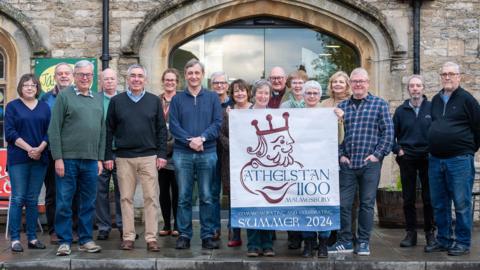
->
xmin=304 ymin=91 xmax=320 ymax=97
xmin=269 ymin=76 xmax=285 ymax=81
xmin=351 ymin=80 xmax=368 ymax=85
xmin=212 ymin=81 xmax=228 ymax=85
xmin=440 ymin=72 xmax=460 ymax=78
xmin=23 ymin=84 xmax=37 ymax=88
xmin=75 ymin=73 xmax=93 ymax=78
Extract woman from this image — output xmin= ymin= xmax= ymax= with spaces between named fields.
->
xmin=280 ymin=70 xmax=308 ymax=108
xmin=5 ymin=74 xmax=50 ymax=252
xmin=245 ymin=79 xmax=275 ymax=257
xmin=219 ymin=79 xmax=252 ymax=247
xmin=158 ymin=68 xmax=180 ymax=237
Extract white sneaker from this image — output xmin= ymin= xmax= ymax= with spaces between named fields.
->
xmin=56 ymin=244 xmax=71 ymax=256
xmin=79 ymin=241 xmax=102 ymax=253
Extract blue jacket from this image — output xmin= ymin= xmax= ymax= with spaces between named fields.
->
xmin=169 ymin=87 xmax=222 ymax=153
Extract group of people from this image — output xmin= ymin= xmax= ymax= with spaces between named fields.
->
xmin=4 ymin=58 xmax=479 ymax=259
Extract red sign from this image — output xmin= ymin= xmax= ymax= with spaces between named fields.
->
xmin=0 ymin=149 xmax=11 ymax=208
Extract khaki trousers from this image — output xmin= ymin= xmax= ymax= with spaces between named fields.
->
xmin=116 ymin=155 xmax=159 ymax=242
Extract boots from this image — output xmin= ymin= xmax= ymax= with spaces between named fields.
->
xmin=302 ymin=238 xmax=314 ymax=258
xmin=400 ymin=230 xmax=417 ymax=247
xmin=425 ymin=231 xmax=435 ymax=248
xmin=318 ymin=237 xmax=328 ymax=258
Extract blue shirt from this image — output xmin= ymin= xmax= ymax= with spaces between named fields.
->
xmin=40 ymin=85 xmax=61 ymax=109
xmin=126 ymin=89 xmax=146 ymax=103
xmin=5 ymin=99 xmax=51 ymax=166
xmin=338 ymin=93 xmax=394 ymax=169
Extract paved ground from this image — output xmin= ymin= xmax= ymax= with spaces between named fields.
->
xmin=0 ymin=222 xmax=479 ymax=270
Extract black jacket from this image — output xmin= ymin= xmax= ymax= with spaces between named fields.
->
xmin=428 ymin=87 xmax=480 ymax=158
xmin=392 ymin=96 xmax=431 ymax=159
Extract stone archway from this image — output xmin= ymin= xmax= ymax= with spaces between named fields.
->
xmin=125 ymin=0 xmax=403 ymax=96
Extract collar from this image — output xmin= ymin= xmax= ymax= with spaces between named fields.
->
xmin=272 ymin=88 xmax=286 ymax=97
xmin=73 ymin=86 xmax=94 ymax=97
xmin=103 ymin=90 xmax=118 ymax=99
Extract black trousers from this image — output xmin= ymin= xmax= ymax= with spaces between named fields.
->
xmin=158 ymin=168 xmax=178 ymax=230
xmin=396 ymin=156 xmax=435 ymax=232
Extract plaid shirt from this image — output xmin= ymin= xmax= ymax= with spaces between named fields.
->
xmin=338 ymin=93 xmax=394 ymax=169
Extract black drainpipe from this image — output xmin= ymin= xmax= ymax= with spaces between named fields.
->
xmin=101 ymin=0 xmax=111 ymax=70
xmin=412 ymin=0 xmax=422 ymax=74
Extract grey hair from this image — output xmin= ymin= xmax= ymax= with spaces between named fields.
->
xmin=74 ymin=60 xmax=94 ymax=71
xmin=350 ymin=67 xmax=369 ymax=80
xmin=210 ymin=71 xmax=228 ymax=82
xmin=252 ymin=79 xmax=272 ymax=97
xmin=406 ymin=74 xmax=425 ymax=91
xmin=441 ymin=61 xmax=461 ymax=73
xmin=302 ymin=80 xmax=322 ymax=95
xmin=184 ymin=59 xmax=205 ymax=74
xmin=54 ymin=62 xmax=73 ymax=74
xmin=127 ymin=64 xmax=147 ymax=78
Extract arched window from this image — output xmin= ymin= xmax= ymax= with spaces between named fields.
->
xmin=170 ymin=17 xmax=360 ymax=96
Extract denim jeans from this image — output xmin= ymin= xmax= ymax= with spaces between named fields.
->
xmin=302 ymin=230 xmax=331 ymax=240
xmin=95 ymin=164 xmax=122 ymax=232
xmin=247 ymin=229 xmax=273 ymax=250
xmin=8 ymin=161 xmax=48 ymax=241
xmin=55 ymin=159 xmax=98 ymax=245
xmin=338 ymin=161 xmax=382 ymax=244
xmin=212 ymin=160 xmax=222 ymax=233
xmin=173 ymin=151 xmax=217 ymax=240
xmin=428 ymin=154 xmax=475 ymax=248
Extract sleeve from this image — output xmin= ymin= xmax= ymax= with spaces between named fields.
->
xmin=105 ymin=98 xmax=116 ymax=161
xmin=338 ymin=102 xmax=347 ymax=158
xmin=465 ymin=94 xmax=480 ymax=151
xmin=47 ymin=94 xmax=65 ymax=160
xmin=4 ymin=102 xmax=21 ymax=144
xmin=391 ymin=108 xmax=401 ymax=155
xmin=156 ymin=99 xmax=168 ymax=159
xmin=373 ymin=100 xmax=394 ymax=159
xmin=200 ymin=94 xmax=223 ymax=141
xmin=98 ymin=103 xmax=106 ymax=161
xmin=169 ymin=96 xmax=192 ymax=146
xmin=219 ymin=111 xmax=229 ymax=151
xmin=42 ymin=104 xmax=51 ymax=143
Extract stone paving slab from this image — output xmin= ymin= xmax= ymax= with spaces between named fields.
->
xmin=0 ymin=223 xmax=478 ymax=269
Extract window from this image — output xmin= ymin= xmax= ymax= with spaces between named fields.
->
xmin=0 ymin=50 xmax=6 ymax=147
xmin=170 ymin=17 xmax=360 ymax=96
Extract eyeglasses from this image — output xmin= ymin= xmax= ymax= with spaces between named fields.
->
xmin=23 ymin=84 xmax=37 ymax=88
xmin=304 ymin=91 xmax=320 ymax=97
xmin=269 ymin=76 xmax=285 ymax=81
xmin=164 ymin=79 xmax=177 ymax=83
xmin=212 ymin=81 xmax=228 ymax=85
xmin=75 ymin=73 xmax=93 ymax=78
xmin=291 ymin=80 xmax=304 ymax=85
xmin=351 ymin=80 xmax=368 ymax=85
xmin=440 ymin=72 xmax=460 ymax=78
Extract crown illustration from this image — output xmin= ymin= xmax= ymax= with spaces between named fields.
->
xmin=251 ymin=112 xmax=290 ymax=136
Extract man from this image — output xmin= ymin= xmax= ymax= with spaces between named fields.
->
xmin=392 ymin=75 xmax=435 ymax=248
xmin=96 ymin=68 xmax=122 ymax=241
xmin=169 ymin=59 xmax=223 ymax=250
xmin=267 ymin=66 xmax=289 ymax=109
xmin=210 ymin=71 xmax=232 ymax=240
xmin=40 ymin=63 xmax=74 ymax=244
xmin=105 ymin=64 xmax=167 ymax=252
xmin=48 ymin=60 xmax=105 ymax=256
xmin=329 ymin=67 xmax=393 ymax=256
xmin=425 ymin=62 xmax=480 ymax=256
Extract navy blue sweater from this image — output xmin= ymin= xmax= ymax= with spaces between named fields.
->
xmin=5 ymin=99 xmax=51 ymax=166
xmin=169 ymin=88 xmax=222 ymax=153
xmin=392 ymin=97 xmax=431 ymax=159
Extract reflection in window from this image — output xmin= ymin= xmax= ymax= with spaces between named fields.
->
xmin=170 ymin=17 xmax=360 ymax=96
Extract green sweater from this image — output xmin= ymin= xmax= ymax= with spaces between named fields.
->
xmin=48 ymin=86 xmax=106 ymax=161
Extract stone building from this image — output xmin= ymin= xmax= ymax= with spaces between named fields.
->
xmin=1 ymin=0 xmax=479 ymax=186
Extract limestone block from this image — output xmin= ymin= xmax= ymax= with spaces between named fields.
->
xmin=447 ymin=39 xmax=465 ymax=56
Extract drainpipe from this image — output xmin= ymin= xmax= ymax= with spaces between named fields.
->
xmin=412 ymin=0 xmax=422 ymax=74
xmin=100 ymin=0 xmax=111 ymax=70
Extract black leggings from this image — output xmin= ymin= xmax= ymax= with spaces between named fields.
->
xmin=158 ymin=169 xmax=178 ymax=230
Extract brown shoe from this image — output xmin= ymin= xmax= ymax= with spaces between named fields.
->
xmin=147 ymin=241 xmax=160 ymax=252
xmin=120 ymin=240 xmax=134 ymax=250
xmin=50 ymin=233 xmax=59 ymax=245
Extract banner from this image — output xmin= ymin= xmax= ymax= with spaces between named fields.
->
xmin=34 ymin=58 xmax=98 ymax=93
xmin=0 ymin=149 xmax=11 ymax=208
xmin=229 ymin=108 xmax=340 ymax=231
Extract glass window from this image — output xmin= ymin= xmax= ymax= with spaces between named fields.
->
xmin=0 ymin=51 xmax=4 ymax=79
xmin=0 ymin=50 xmax=5 ymax=147
xmin=170 ymin=17 xmax=360 ymax=96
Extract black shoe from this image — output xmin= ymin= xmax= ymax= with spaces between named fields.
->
xmin=97 ymin=230 xmax=109 ymax=241
xmin=317 ymin=238 xmax=328 ymax=258
xmin=448 ymin=244 xmax=470 ymax=256
xmin=28 ymin=240 xmax=46 ymax=249
xmin=400 ymin=231 xmax=417 ymax=247
xmin=424 ymin=241 xmax=447 ymax=253
xmin=425 ymin=231 xmax=435 ymax=247
xmin=302 ymin=239 xmax=314 ymax=258
xmin=119 ymin=229 xmax=123 ymax=239
xmin=202 ymin=237 xmax=219 ymax=249
xmin=11 ymin=242 xmax=23 ymax=252
xmin=176 ymin=236 xmax=191 ymax=249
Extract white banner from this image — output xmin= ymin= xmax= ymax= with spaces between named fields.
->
xmin=229 ymin=108 xmax=340 ymax=231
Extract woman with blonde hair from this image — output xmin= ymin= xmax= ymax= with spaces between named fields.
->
xmin=320 ymin=71 xmax=351 ymax=108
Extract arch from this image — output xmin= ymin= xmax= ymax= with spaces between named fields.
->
xmin=129 ymin=0 xmax=403 ymax=94
xmin=0 ymin=28 xmax=19 ymax=103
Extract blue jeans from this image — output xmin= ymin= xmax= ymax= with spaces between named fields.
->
xmin=173 ymin=151 xmax=217 ymax=240
xmin=95 ymin=164 xmax=122 ymax=232
xmin=338 ymin=161 xmax=381 ymax=244
xmin=302 ymin=231 xmax=331 ymax=239
xmin=212 ymin=159 xmax=222 ymax=233
xmin=55 ymin=159 xmax=98 ymax=245
xmin=247 ymin=229 xmax=273 ymax=250
xmin=429 ymin=154 xmax=475 ymax=248
xmin=8 ymin=161 xmax=48 ymax=241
